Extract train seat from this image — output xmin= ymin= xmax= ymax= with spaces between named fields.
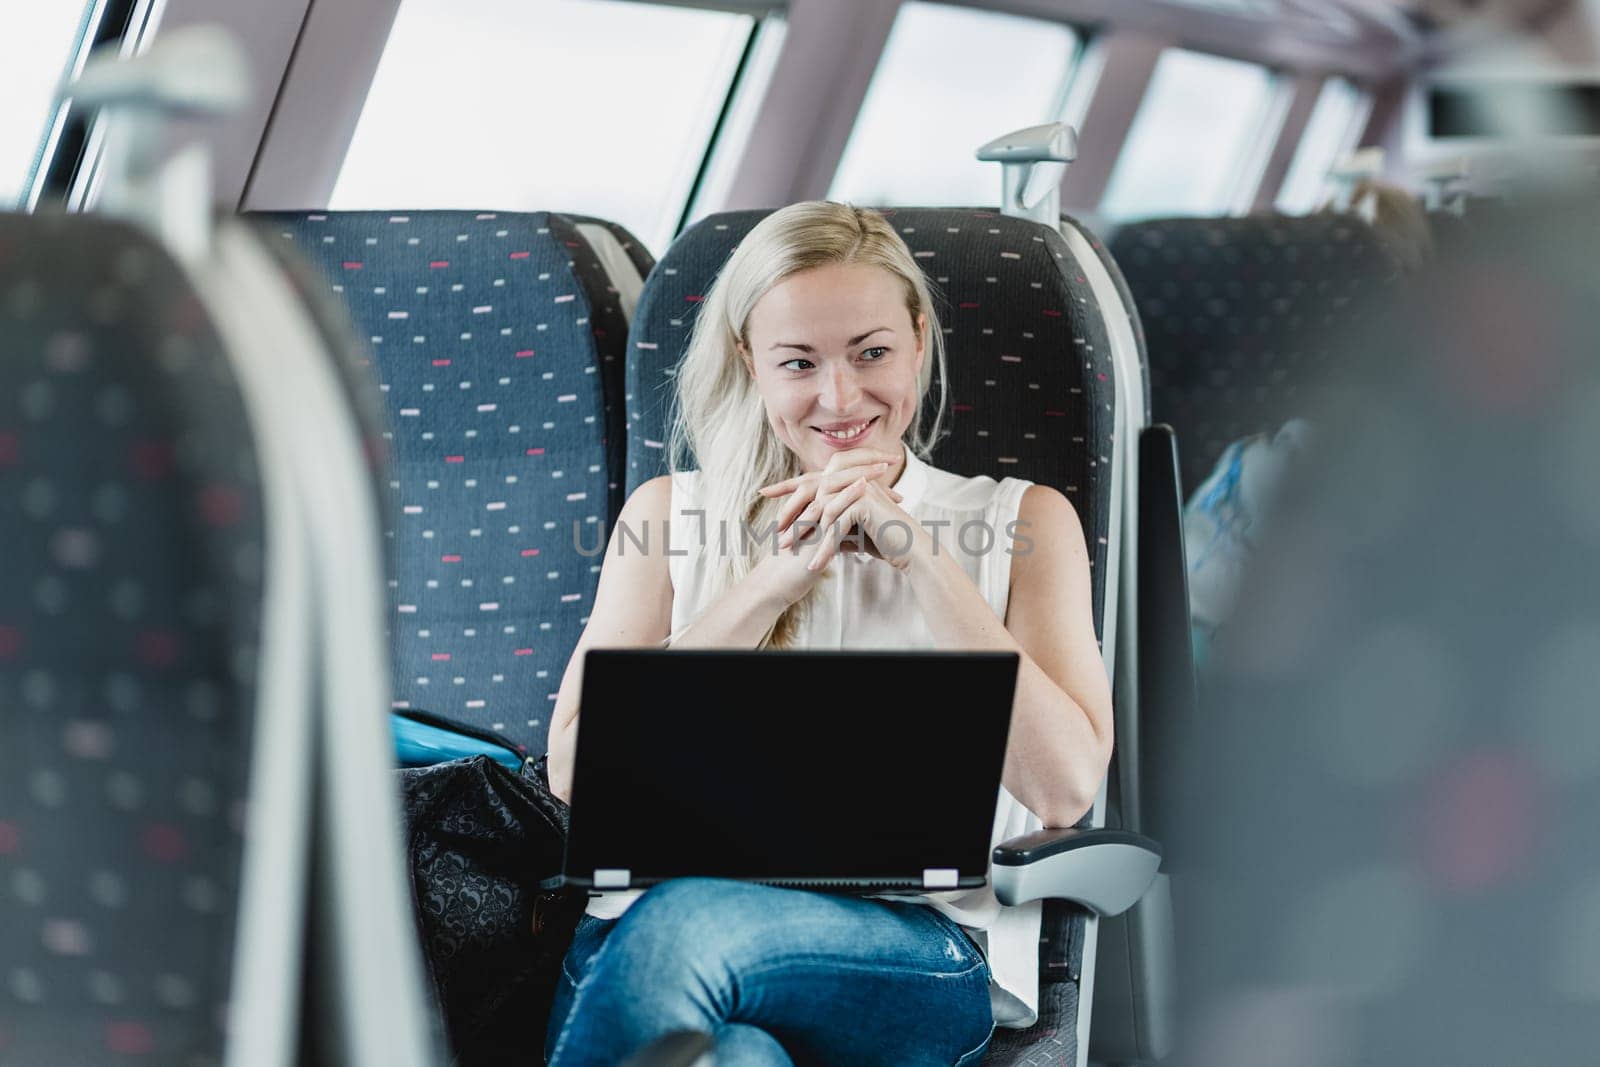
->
xmin=254 ymin=210 xmax=653 ymax=765
xmin=1109 ymin=213 xmax=1399 ymax=495
xmin=0 ymin=213 xmax=299 ymax=1064
xmin=1175 ymin=196 xmax=1600 ymax=1064
xmin=625 ymin=206 xmax=1164 ymax=1066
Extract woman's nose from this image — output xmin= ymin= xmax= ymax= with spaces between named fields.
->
xmin=818 ymin=362 xmax=862 ymax=413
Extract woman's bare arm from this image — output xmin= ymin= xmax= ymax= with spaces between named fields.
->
xmin=903 ymin=484 xmax=1113 ymax=826
xmin=546 ymin=476 xmax=675 ymax=803
xmin=546 ymin=474 xmax=834 ymax=799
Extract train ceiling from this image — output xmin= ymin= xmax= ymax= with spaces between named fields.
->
xmin=1168 ymin=0 xmax=1577 ymax=39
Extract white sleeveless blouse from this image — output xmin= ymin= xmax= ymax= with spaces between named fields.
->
xmin=587 ymin=447 xmax=1045 ymax=1028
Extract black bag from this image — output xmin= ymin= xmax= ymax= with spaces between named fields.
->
xmin=399 ymin=754 xmax=587 ymax=1064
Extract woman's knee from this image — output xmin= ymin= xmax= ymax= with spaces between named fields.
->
xmin=605 ymin=879 xmax=759 ymax=971
xmin=714 ymin=1024 xmax=793 ymax=1067
xmin=571 ymin=880 xmax=757 ymax=1017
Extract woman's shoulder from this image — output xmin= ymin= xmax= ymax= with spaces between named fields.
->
xmin=622 ymin=470 xmax=703 ymax=516
xmin=619 ymin=473 xmax=676 ymax=525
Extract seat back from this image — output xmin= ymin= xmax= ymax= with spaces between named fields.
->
xmin=0 ymin=213 xmax=276 ymax=1063
xmin=257 ymin=210 xmax=651 ymax=759
xmin=200 ymin=216 xmax=437 ymax=1066
xmin=1176 ymin=197 xmax=1600 ymax=1064
xmin=625 ymin=207 xmax=1124 ymax=1067
xmin=1109 ymin=213 xmax=1398 ymax=494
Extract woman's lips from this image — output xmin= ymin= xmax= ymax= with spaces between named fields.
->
xmin=812 ymin=416 xmax=879 ymax=448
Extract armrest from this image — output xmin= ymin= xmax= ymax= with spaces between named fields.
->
xmin=618 ymin=1030 xmax=714 ymax=1067
xmin=1138 ymin=424 xmax=1199 ymax=836
xmin=992 ymin=827 xmax=1161 ymax=915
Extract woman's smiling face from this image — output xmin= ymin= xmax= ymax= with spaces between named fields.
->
xmin=741 ymin=261 xmax=926 ymax=475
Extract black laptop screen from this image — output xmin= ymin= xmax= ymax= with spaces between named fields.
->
xmin=565 ymin=650 xmax=1020 ymax=887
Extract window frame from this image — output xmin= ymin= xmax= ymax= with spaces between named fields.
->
xmin=679 ymin=12 xmax=788 ymax=233
xmin=825 ymin=0 xmax=1095 ymax=210
xmin=1227 ymin=65 xmax=1297 ymax=214
xmin=25 ymin=0 xmax=160 ymax=213
xmin=1273 ymin=73 xmax=1375 ymax=214
xmin=1095 ymin=44 xmax=1293 ymax=222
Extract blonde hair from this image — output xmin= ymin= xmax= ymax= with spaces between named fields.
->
xmin=1324 ymin=179 xmax=1434 ymax=273
xmin=667 ymin=201 xmax=947 ymax=647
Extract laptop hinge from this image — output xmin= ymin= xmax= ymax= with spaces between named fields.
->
xmin=922 ymin=868 xmax=959 ymax=889
xmin=593 ymin=868 xmax=631 ymax=889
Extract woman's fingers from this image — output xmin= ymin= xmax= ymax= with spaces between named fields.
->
xmin=810 ymin=463 xmax=887 ymax=502
xmin=778 ymin=497 xmax=824 ymax=549
xmin=774 ymin=483 xmax=821 ymax=534
xmin=760 ymin=458 xmax=896 ymax=503
xmin=807 ymin=481 xmax=869 ymax=571
xmin=772 ymin=463 xmax=881 ymax=532
xmin=779 ymin=476 xmax=907 ymax=549
xmin=780 ymin=475 xmax=867 ymax=551
xmin=823 ymin=447 xmax=900 ymax=473
xmin=816 ymin=478 xmax=867 ymax=539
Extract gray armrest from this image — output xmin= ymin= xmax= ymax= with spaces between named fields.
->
xmin=618 ymin=1030 xmax=714 ymax=1067
xmin=992 ymin=827 xmax=1161 ymax=915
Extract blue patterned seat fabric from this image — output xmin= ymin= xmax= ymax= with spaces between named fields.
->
xmin=0 ymin=213 xmax=264 ymax=1064
xmin=625 ymin=207 xmax=1120 ymax=1066
xmin=258 ymin=210 xmax=651 ymax=759
xmin=1063 ymin=213 xmax=1152 ymax=424
xmin=1109 ymin=213 xmax=1398 ymax=493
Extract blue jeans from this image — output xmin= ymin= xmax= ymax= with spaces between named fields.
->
xmin=544 ymin=878 xmax=995 ymax=1066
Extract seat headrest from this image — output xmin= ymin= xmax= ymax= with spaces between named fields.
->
xmin=1111 ymin=212 xmax=1398 ymax=492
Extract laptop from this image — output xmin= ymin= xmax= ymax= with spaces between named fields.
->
xmin=559 ymin=649 xmax=1019 ymax=894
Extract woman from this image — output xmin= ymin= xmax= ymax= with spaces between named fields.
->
xmin=544 ymin=202 xmax=1113 ymax=1066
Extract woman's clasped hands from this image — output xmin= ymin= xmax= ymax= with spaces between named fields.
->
xmin=756 ymin=447 xmax=922 ymax=578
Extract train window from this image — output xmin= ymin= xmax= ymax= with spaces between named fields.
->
xmin=1100 ymin=48 xmax=1284 ymax=221
xmin=681 ymin=16 xmax=788 ymax=231
xmin=828 ymin=2 xmax=1086 ymax=208
xmin=0 ymin=4 xmax=98 ymax=208
xmin=329 ymin=0 xmax=756 ymax=255
xmin=1277 ymin=77 xmax=1373 ymax=214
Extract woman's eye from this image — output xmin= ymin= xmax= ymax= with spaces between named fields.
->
xmin=859 ymin=347 xmax=889 ymax=361
xmin=779 ymin=358 xmax=814 ymax=372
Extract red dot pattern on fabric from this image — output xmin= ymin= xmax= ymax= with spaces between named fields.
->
xmin=140 ymin=824 xmax=189 ymax=864
xmin=130 ymin=441 xmax=175 ymax=480
xmin=105 ymin=1021 xmax=156 ymax=1055
xmin=199 ymin=486 xmax=244 ymax=528
xmin=1418 ymin=749 xmax=1541 ymax=894
xmin=135 ymin=630 xmax=181 ymax=668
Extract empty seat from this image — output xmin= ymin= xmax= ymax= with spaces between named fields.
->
xmin=1173 ymin=196 xmax=1600 ymax=1064
xmin=0 ymin=213 xmax=284 ymax=1065
xmin=8 ymin=27 xmax=438 ymax=1063
xmin=1109 ymin=213 xmax=1398 ymax=493
xmin=256 ymin=211 xmax=652 ymax=760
